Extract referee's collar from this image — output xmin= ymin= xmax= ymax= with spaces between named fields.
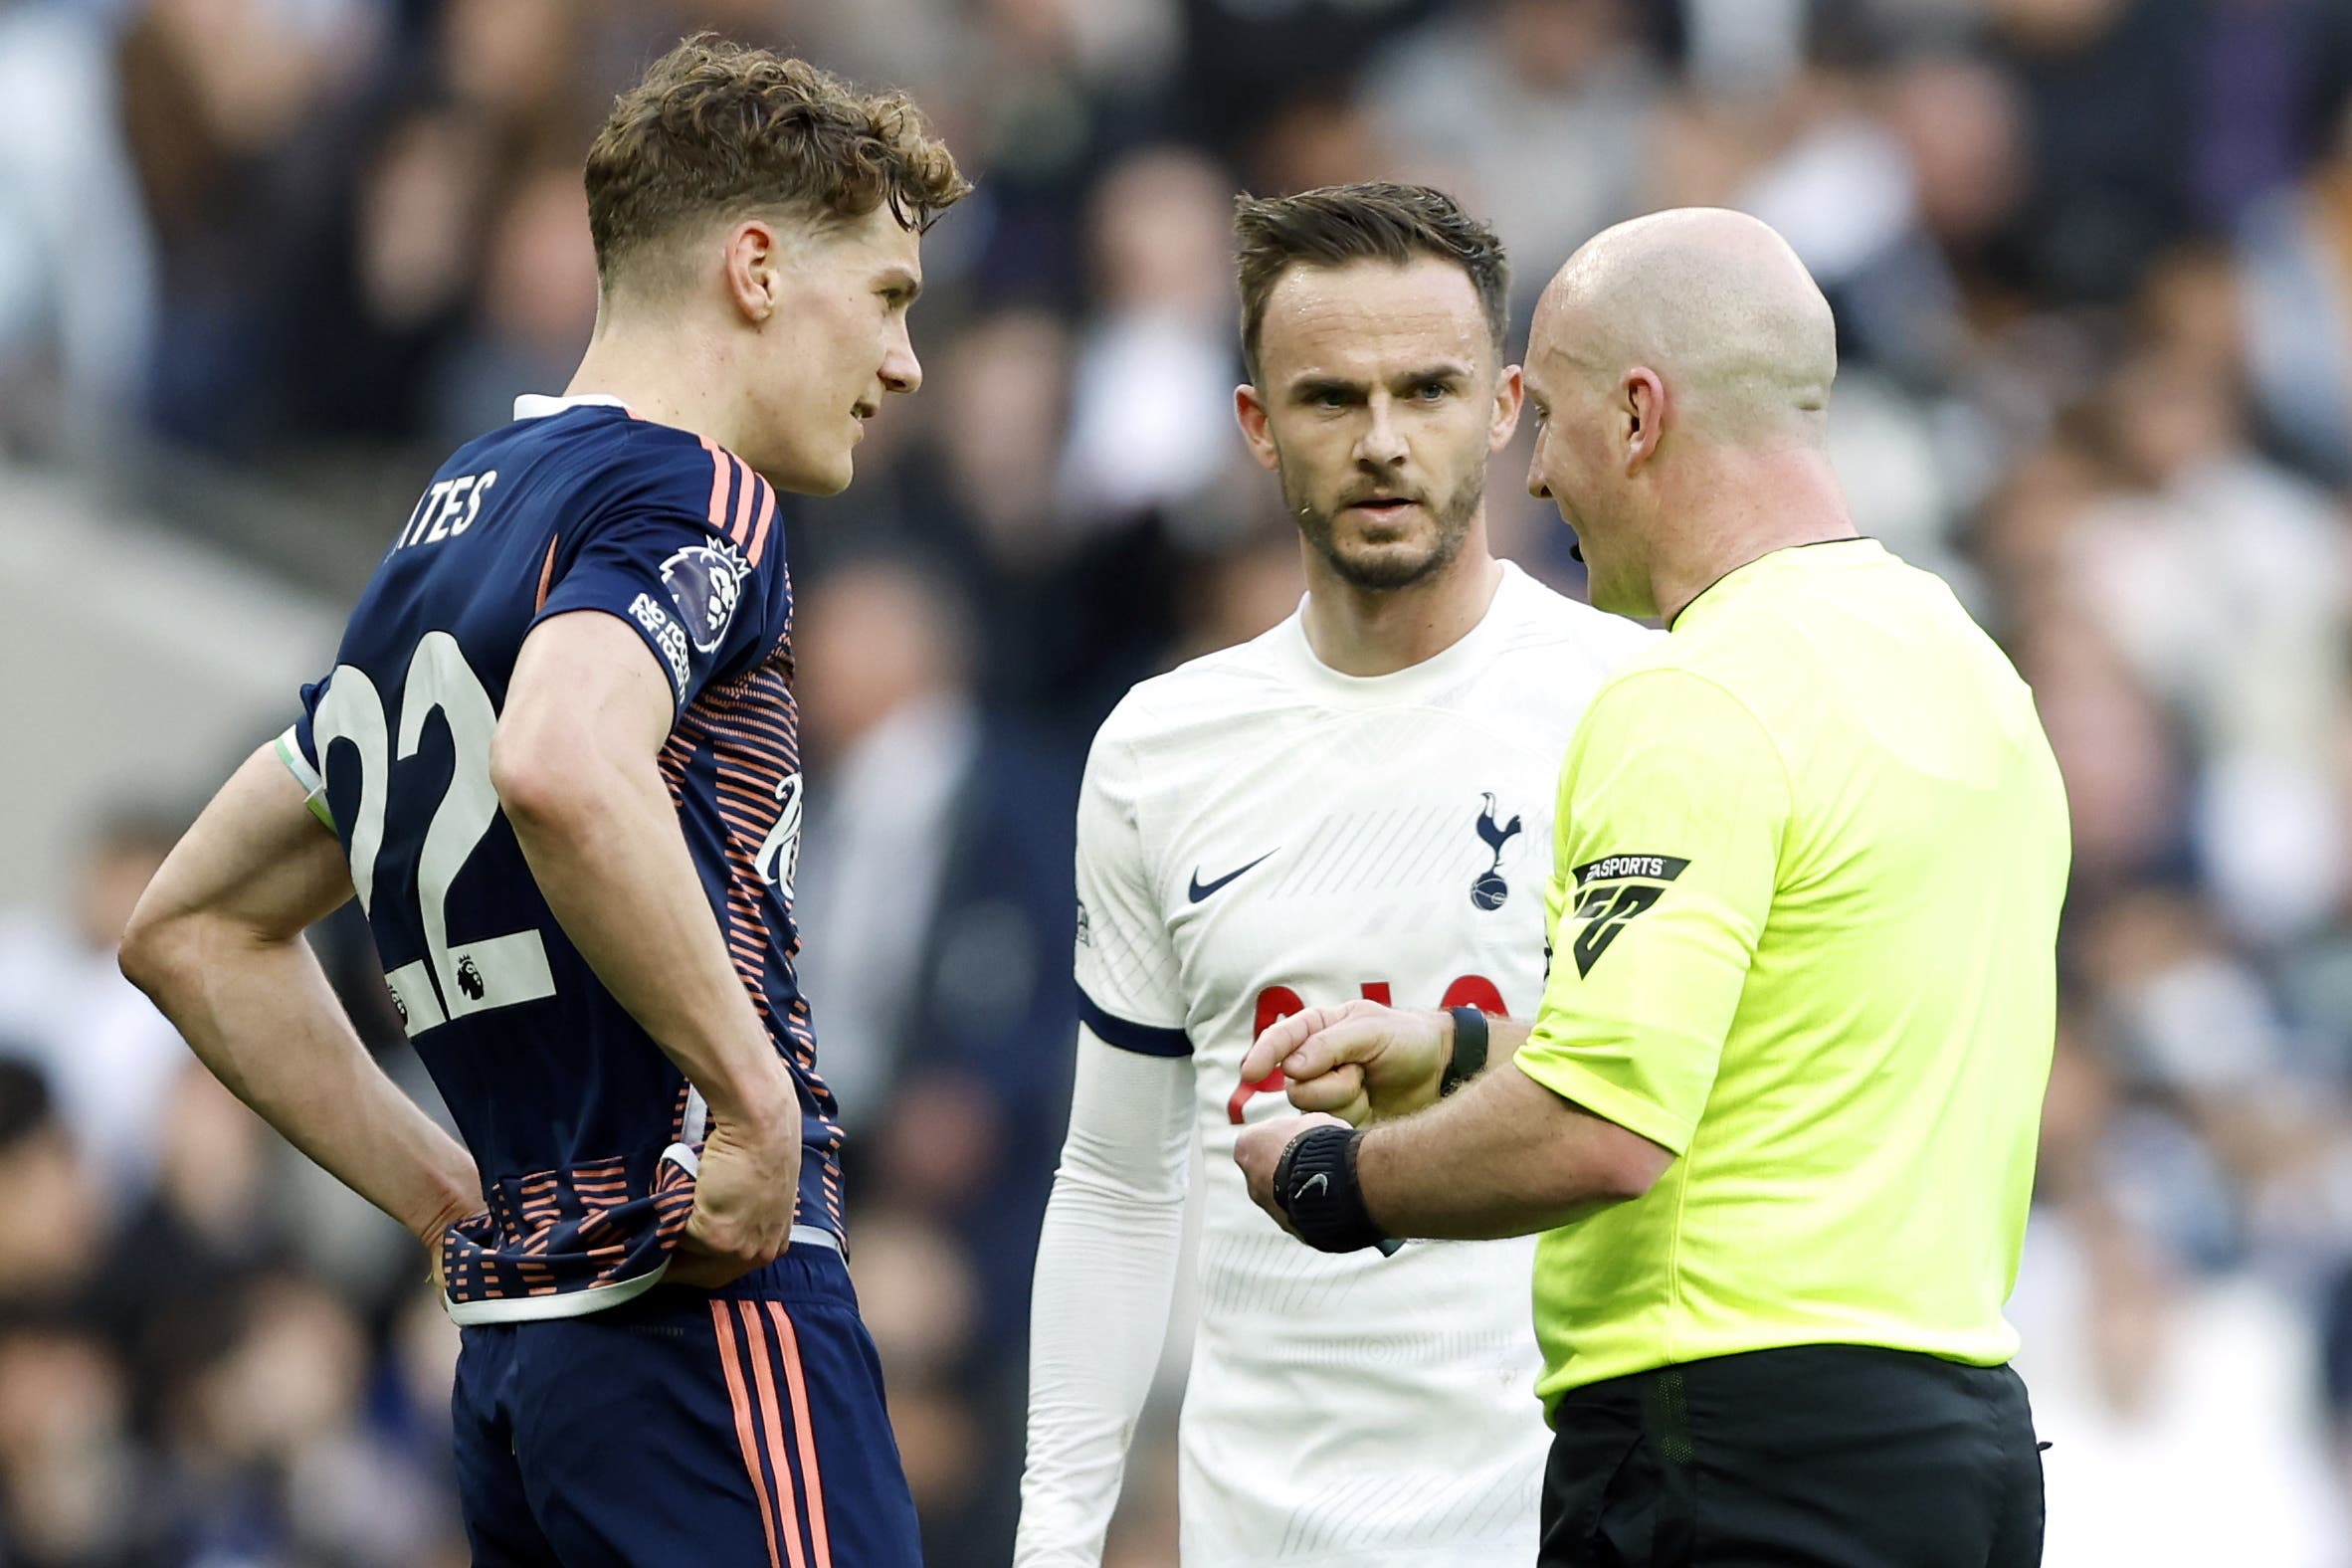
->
xmin=513 ymin=392 xmax=633 ymax=421
xmin=1667 ymin=535 xmax=1878 ymax=631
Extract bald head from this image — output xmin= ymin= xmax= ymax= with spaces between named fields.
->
xmin=1533 ymin=208 xmax=1836 ymax=448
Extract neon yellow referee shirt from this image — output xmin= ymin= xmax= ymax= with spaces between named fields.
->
xmin=1516 ymin=538 xmax=2068 ymax=1414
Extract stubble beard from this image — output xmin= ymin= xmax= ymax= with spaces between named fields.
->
xmin=1285 ymin=466 xmax=1485 ymax=593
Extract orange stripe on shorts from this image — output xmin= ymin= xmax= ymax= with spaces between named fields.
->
xmin=711 ymin=1302 xmax=786 ymax=1568
xmin=739 ymin=1301 xmax=809 ymax=1568
xmin=765 ymin=1301 xmax=833 ymax=1568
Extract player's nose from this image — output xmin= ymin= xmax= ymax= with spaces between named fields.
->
xmin=1354 ymin=398 xmax=1407 ymax=468
xmin=881 ymin=322 xmax=922 ymax=395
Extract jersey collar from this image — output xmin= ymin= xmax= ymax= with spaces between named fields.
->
xmin=512 ymin=392 xmax=634 ymax=421
xmin=1274 ymin=559 xmax=1535 ymax=707
xmin=1668 ymin=536 xmax=1882 ymax=632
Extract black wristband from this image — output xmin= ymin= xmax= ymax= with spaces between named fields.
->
xmin=1273 ymin=1125 xmax=1388 ymax=1255
xmin=1441 ymin=1005 xmax=1489 ymax=1096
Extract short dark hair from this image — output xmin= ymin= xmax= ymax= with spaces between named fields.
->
xmin=1233 ymin=182 xmax=1510 ymax=381
xmin=584 ymin=36 xmax=970 ymax=294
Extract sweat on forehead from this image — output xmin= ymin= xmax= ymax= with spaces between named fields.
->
xmin=1256 ymin=258 xmax=1495 ymax=381
xmin=1535 ymin=209 xmax=1837 ymax=437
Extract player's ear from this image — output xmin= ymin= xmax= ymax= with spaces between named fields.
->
xmin=722 ymin=219 xmax=783 ymax=324
xmin=1488 ymin=363 xmax=1525 ymax=454
xmin=1234 ymin=383 xmax=1280 ymax=473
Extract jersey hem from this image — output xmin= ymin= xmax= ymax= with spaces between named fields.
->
xmin=1536 ymin=1327 xmax=2023 ymax=1417
xmin=444 ymin=1260 xmax=671 ymax=1324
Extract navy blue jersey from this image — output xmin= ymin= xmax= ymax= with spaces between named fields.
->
xmin=279 ymin=394 xmax=843 ymax=1321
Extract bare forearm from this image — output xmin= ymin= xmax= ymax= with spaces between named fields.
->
xmin=144 ymin=924 xmax=477 ymax=1243
xmin=1356 ymin=1063 xmax=1646 ymax=1241
xmin=504 ymin=750 xmax=794 ymax=1133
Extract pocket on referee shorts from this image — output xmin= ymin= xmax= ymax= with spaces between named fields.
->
xmin=1590 ymin=1433 xmax=1667 ymax=1568
xmin=1543 ymin=1399 xmax=1700 ymax=1568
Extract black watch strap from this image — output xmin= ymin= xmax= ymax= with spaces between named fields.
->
xmin=1441 ymin=1005 xmax=1489 ymax=1096
xmin=1274 ymin=1125 xmax=1388 ymax=1255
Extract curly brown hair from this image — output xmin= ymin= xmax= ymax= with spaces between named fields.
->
xmin=584 ymin=36 xmax=969 ymax=294
xmin=1234 ymin=183 xmax=1509 ymax=382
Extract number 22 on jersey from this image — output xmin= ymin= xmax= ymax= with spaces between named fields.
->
xmin=1228 ymin=977 xmax=1507 ymax=1122
xmin=311 ymin=630 xmax=555 ymax=1036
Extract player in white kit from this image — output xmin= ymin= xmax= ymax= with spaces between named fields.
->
xmin=1016 ymin=184 xmax=1653 ymax=1566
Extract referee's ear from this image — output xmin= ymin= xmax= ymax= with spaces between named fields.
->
xmin=1622 ymin=366 xmax=1668 ymax=475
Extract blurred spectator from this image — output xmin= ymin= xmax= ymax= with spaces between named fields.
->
xmin=429 ymin=163 xmax=602 ymax=446
xmin=1359 ymin=0 xmax=1662 ymax=317
xmin=1058 ymin=146 xmax=1238 ymax=522
xmin=851 ymin=1211 xmax=1000 ymax=1564
xmin=2240 ymin=98 xmax=2352 ymax=484
xmin=2325 ymin=1259 xmax=2352 ymax=1526
xmin=283 ymin=105 xmax=503 ymax=442
xmin=0 ymin=1062 xmax=103 ymax=1313
xmin=154 ymin=1273 xmax=459 ymax=1566
xmin=0 ymin=806 xmax=193 ymax=1209
xmin=0 ymin=1322 xmax=153 ymax=1566
xmin=0 ymin=2 xmax=158 ymax=448
xmin=2059 ymin=345 xmax=2352 ymax=943
xmin=1985 ymin=0 xmax=2206 ymax=304
xmin=793 ymin=558 xmax=1076 ymax=1323
xmin=2014 ymin=1198 xmax=2349 ymax=1566
xmin=120 ymin=0 xmax=388 ymax=451
xmin=86 ymin=1069 xmax=281 ymax=1384
xmin=1174 ymin=0 xmax=1437 ymax=159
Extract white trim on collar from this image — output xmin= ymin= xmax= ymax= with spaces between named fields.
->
xmin=512 ymin=392 xmax=632 ymax=420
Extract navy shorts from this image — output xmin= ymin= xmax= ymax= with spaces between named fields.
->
xmin=452 ymin=1240 xmax=921 ymax=1567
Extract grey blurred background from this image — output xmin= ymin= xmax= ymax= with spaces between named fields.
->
xmin=5 ymin=0 xmax=2352 ymax=1562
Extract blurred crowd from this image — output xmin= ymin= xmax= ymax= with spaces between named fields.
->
xmin=6 ymin=0 xmax=2352 ymax=1563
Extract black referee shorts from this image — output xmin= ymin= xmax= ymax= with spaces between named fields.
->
xmin=1539 ymin=1343 xmax=2045 ymax=1568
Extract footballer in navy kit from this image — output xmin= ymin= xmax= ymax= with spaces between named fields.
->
xmin=279 ymin=395 xmax=838 ymax=1311
xmin=120 ymin=40 xmax=967 ymax=1568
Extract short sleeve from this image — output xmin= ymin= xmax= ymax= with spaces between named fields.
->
xmin=277 ymin=676 xmax=336 ymax=833
xmin=1513 ymin=669 xmax=1789 ymax=1155
xmin=1072 ymin=714 xmax=1189 ymax=1058
xmin=531 ymin=508 xmax=773 ymax=715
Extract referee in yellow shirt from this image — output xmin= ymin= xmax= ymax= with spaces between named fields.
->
xmin=1235 ymin=208 xmax=2066 ymax=1567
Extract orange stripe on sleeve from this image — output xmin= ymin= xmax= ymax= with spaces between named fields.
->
xmin=701 ymin=435 xmax=732 ymax=532
xmin=534 ymin=535 xmax=558 ymax=613
xmin=739 ymin=1301 xmax=809 ymax=1568
xmin=746 ymin=477 xmax=776 ymax=567
xmin=765 ymin=1302 xmax=834 ymax=1568
xmin=729 ymin=456 xmax=756 ymax=548
xmin=711 ymin=1302 xmax=786 ymax=1568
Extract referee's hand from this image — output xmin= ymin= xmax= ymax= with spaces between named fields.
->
xmin=1242 ymin=1001 xmax=1452 ymax=1124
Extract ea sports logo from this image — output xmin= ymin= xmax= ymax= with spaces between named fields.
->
xmin=660 ymin=544 xmax=744 ymax=655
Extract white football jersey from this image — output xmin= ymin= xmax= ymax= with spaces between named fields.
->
xmin=1074 ymin=562 xmax=1655 ymax=1566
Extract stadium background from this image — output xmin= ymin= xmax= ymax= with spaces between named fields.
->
xmin=3 ymin=0 xmax=2352 ymax=1562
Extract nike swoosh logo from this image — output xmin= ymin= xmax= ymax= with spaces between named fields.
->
xmin=1296 ymin=1173 xmax=1329 ymax=1199
xmin=1188 ymin=850 xmax=1278 ymax=904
